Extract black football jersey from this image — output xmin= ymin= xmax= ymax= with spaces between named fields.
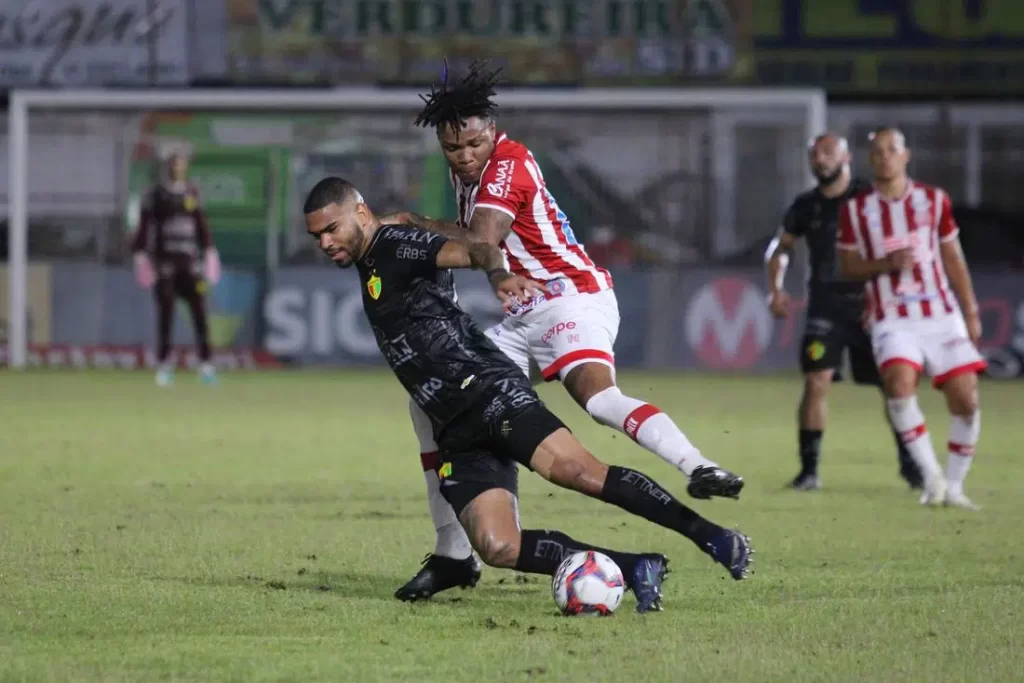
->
xmin=781 ymin=178 xmax=871 ymax=297
xmin=355 ymin=224 xmax=527 ymax=431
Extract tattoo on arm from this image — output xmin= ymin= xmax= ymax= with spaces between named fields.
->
xmin=404 ymin=212 xmax=465 ymax=239
xmin=468 ymin=207 xmax=514 ymax=245
xmin=467 ymin=241 xmax=509 ymax=276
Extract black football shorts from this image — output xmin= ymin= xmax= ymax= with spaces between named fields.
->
xmin=434 ymin=383 xmax=568 ymax=516
xmin=800 ymin=298 xmax=880 ymax=386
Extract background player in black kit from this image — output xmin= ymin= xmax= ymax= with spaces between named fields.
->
xmin=303 ymin=176 xmax=753 ymax=613
xmin=132 ymin=150 xmax=221 ymax=386
xmin=765 ymin=134 xmax=923 ymax=491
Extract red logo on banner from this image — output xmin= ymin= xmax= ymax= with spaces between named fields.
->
xmin=684 ymin=278 xmax=774 ymax=369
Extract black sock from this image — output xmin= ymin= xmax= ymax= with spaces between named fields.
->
xmin=798 ymin=429 xmax=823 ymax=475
xmin=599 ymin=466 xmax=722 ymax=551
xmin=515 ymin=529 xmax=646 ymax=587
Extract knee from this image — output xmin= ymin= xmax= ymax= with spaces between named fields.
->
xmin=946 ymin=379 xmax=980 ymax=416
xmin=803 ymin=370 xmax=832 ymax=400
xmin=475 ymin=531 xmax=521 ymax=568
xmin=548 ymin=452 xmax=608 ymax=497
xmin=882 ymin=367 xmax=917 ymax=398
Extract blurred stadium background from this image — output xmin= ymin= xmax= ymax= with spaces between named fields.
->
xmin=2 ymin=4 xmax=1024 ymax=681
xmin=2 ymin=0 xmax=1022 ymax=374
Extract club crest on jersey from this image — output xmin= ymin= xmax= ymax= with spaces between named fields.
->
xmin=367 ymin=272 xmax=382 ymax=300
xmin=438 ymin=462 xmax=452 ymax=479
xmin=184 ymin=196 xmax=197 ymax=211
xmin=807 ymin=341 xmax=826 ymax=361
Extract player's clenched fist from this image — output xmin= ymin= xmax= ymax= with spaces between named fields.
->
xmin=768 ymin=290 xmax=791 ymax=318
xmin=884 ymin=247 xmax=914 ymax=271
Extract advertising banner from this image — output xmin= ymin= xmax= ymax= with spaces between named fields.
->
xmin=672 ymin=268 xmax=1024 ymax=377
xmin=225 ymin=0 xmax=750 ymax=85
xmin=262 ymin=266 xmax=650 ymax=366
xmin=750 ymin=0 xmax=1024 ymax=95
xmin=0 ymin=264 xmax=52 ymax=347
xmin=0 ymin=0 xmax=191 ymax=86
xmin=0 ymin=264 xmax=278 ymax=369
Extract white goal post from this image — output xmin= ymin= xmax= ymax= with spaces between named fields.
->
xmin=5 ymin=86 xmax=826 ymax=369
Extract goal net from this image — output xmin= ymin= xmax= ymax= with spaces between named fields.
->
xmin=4 ymin=87 xmax=825 ymax=369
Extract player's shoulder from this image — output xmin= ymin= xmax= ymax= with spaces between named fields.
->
xmin=786 ymin=187 xmax=820 ymax=214
xmin=909 ymin=180 xmax=949 ymax=202
xmin=372 ymin=224 xmax=445 ymax=251
xmin=491 ymin=132 xmax=530 ymax=162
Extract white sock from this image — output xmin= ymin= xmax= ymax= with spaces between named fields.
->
xmin=409 ymin=400 xmax=472 ymax=560
xmin=946 ymin=411 xmax=980 ymax=496
xmin=886 ymin=396 xmax=942 ymax=479
xmin=585 ymin=387 xmax=717 ymax=477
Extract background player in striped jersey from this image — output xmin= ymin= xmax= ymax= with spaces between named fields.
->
xmin=384 ymin=61 xmax=746 ymax=601
xmin=765 ymin=133 xmax=922 ymax=491
xmin=838 ymin=127 xmax=986 ymax=510
xmin=132 ymin=150 xmax=221 ymax=386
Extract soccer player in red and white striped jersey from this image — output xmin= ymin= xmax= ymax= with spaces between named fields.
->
xmin=387 ymin=61 xmax=746 ymax=601
xmin=837 ymin=127 xmax=986 ymax=510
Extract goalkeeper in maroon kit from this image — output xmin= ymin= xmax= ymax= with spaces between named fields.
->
xmin=131 ymin=151 xmax=221 ymax=386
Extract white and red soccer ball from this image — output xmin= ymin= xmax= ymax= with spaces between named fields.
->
xmin=552 ymin=551 xmax=625 ymax=616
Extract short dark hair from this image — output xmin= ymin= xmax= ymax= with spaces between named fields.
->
xmin=303 ymin=176 xmax=358 ymax=214
xmin=414 ymin=59 xmax=502 ymax=134
xmin=868 ymin=126 xmax=906 ymax=145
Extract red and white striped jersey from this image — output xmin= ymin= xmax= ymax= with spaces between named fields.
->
xmin=837 ymin=181 xmax=960 ymax=322
xmin=450 ymin=132 xmax=613 ymax=298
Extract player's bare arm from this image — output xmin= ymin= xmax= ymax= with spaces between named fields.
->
xmin=434 ymin=239 xmax=547 ymax=303
xmin=940 ymin=238 xmax=982 ymax=342
xmin=838 ymin=246 xmax=913 ymax=280
xmin=765 ymin=229 xmax=799 ymax=317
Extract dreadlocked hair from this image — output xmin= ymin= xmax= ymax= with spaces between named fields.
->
xmin=414 ymin=59 xmax=502 ymax=134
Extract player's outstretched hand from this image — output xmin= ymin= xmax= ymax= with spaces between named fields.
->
xmin=768 ymin=290 xmax=790 ymax=318
xmin=491 ymin=273 xmax=549 ymax=306
xmin=885 ymin=247 xmax=914 ymax=271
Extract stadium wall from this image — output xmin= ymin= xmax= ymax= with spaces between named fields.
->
xmin=4 ymin=264 xmax=1023 ymax=378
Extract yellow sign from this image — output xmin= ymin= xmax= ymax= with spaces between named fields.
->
xmin=367 ymin=272 xmax=382 ymax=300
xmin=0 ymin=264 xmax=52 ymax=345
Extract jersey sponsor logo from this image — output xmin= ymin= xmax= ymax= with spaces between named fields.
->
xmin=684 ymin=278 xmax=775 ymax=370
xmin=396 ymin=244 xmax=429 ymax=261
xmin=367 ymin=272 xmax=382 ymax=300
xmin=381 ymin=332 xmax=416 ymax=366
xmin=541 ymin=321 xmax=576 ymax=344
xmin=485 ymin=159 xmax=515 ymax=199
xmin=413 ymin=377 xmax=444 ymax=404
xmin=380 ymin=226 xmax=441 ymax=244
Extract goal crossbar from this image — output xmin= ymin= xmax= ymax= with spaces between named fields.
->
xmin=5 ymin=86 xmax=826 ymax=369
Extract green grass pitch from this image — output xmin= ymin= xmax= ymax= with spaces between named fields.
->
xmin=1 ymin=370 xmax=1021 ymax=682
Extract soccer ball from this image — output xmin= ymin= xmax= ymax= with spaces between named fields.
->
xmin=552 ymin=550 xmax=625 ymax=616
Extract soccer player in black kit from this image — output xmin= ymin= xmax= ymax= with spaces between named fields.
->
xmin=765 ymin=133 xmax=923 ymax=490
xmin=132 ymin=150 xmax=221 ymax=386
xmin=303 ymin=176 xmax=753 ymax=613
